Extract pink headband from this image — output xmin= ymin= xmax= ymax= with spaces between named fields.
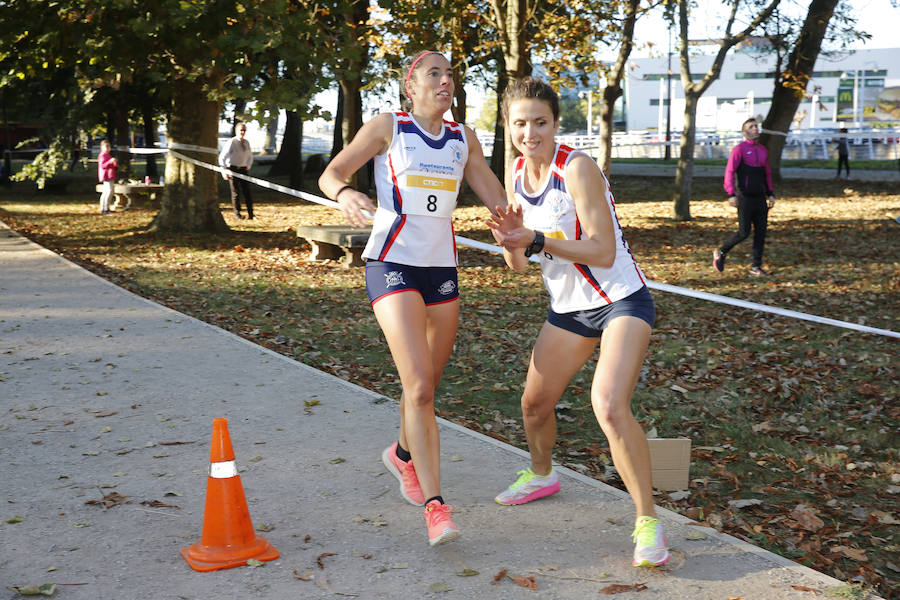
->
xmin=405 ymin=51 xmax=440 ymax=88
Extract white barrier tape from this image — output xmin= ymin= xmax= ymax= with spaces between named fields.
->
xmin=168 ymin=150 xmax=342 ymax=210
xmin=647 ymin=281 xmax=899 ymax=339
xmin=167 ymin=142 xmax=220 ymax=155
xmin=760 ymin=128 xmax=788 ymax=137
xmin=209 ymin=460 xmax=238 ymax=479
xmin=164 ymin=149 xmax=898 ymax=339
xmin=122 ymin=147 xmax=169 ymax=155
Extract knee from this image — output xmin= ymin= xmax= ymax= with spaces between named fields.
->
xmin=592 ymin=392 xmax=633 ymax=433
xmin=521 ymin=392 xmax=555 ymax=424
xmin=403 ymin=379 xmax=436 ymax=410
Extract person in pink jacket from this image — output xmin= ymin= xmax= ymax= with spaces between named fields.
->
xmin=97 ymin=140 xmax=118 ymax=214
xmin=713 ymin=118 xmax=775 ymax=276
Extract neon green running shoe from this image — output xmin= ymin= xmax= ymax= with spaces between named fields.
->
xmin=632 ymin=516 xmax=669 ymax=567
xmin=494 ymin=467 xmax=560 ymax=505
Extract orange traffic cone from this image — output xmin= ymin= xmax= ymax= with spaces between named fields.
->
xmin=181 ymin=418 xmax=279 ymax=571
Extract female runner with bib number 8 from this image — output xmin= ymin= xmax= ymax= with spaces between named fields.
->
xmin=318 ymin=51 xmax=506 ymax=547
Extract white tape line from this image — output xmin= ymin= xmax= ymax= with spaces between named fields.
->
xmin=209 ymin=460 xmax=238 ymax=479
xmin=647 ymin=281 xmax=899 ymax=339
xmin=760 ymin=128 xmax=788 ymax=137
xmin=168 ymin=150 xmax=342 ymax=209
xmin=123 ymin=147 xmax=169 ymax=155
xmin=165 ymin=148 xmax=898 ymax=339
xmin=167 ymin=142 xmax=220 ymax=155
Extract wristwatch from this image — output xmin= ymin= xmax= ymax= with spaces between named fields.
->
xmin=523 ymin=231 xmax=545 ymax=258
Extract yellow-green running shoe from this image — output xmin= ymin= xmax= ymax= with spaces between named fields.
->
xmin=494 ymin=467 xmax=560 ymax=505
xmin=632 ymin=516 xmax=669 ymax=567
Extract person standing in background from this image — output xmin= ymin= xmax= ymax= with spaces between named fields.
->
xmin=713 ymin=118 xmax=775 ymax=277
xmin=835 ymin=128 xmax=850 ymax=178
xmin=97 ymin=139 xmax=118 ymax=215
xmin=218 ymin=122 xmax=255 ymax=219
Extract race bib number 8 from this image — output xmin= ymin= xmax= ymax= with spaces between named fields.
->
xmin=403 ymin=172 xmax=458 ymax=217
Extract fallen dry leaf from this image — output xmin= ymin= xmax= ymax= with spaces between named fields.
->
xmin=492 ymin=569 xmax=508 ymax=584
xmin=292 ymin=570 xmax=314 ymax=581
xmin=140 ymin=500 xmax=180 ymax=509
xmin=508 ymin=574 xmax=538 ymax=590
xmin=790 ymin=585 xmax=820 ymax=594
xmin=790 ymin=504 xmax=825 ymax=532
xmin=830 ymin=546 xmax=867 ymax=561
xmin=85 ymin=492 xmax=129 ymax=510
xmin=600 ymin=582 xmax=648 ymax=594
xmin=316 ymin=552 xmax=336 ymax=569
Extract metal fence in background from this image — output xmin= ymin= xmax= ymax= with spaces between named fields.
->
xmin=476 ymin=130 xmax=900 ymax=162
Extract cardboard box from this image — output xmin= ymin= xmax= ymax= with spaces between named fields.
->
xmin=647 ymin=438 xmax=691 ymax=491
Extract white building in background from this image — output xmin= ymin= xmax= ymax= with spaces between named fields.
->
xmin=623 ymin=46 xmax=900 ymax=133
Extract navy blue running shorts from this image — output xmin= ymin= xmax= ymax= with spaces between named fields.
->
xmin=547 ymin=286 xmax=655 ymax=338
xmin=365 ymin=260 xmax=459 ymax=306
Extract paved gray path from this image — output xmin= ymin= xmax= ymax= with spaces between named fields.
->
xmin=609 ymin=162 xmax=900 ymax=181
xmin=0 ymin=221 xmax=876 ymax=599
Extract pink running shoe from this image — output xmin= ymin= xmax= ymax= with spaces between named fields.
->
xmin=381 ymin=442 xmax=424 ymax=506
xmin=424 ymin=500 xmax=461 ymax=546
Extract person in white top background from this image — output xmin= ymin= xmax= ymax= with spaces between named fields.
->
xmin=318 ymin=50 xmax=506 ymax=547
xmin=218 ymin=122 xmax=255 ymax=219
xmin=488 ymin=77 xmax=668 ymax=568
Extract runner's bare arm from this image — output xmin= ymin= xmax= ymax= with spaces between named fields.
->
xmin=319 ymin=113 xmax=393 ymax=227
xmin=463 ymin=126 xmax=507 ymax=216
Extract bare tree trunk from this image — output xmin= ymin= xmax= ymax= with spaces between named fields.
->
xmin=331 ymin=86 xmax=344 ymax=161
xmin=490 ymin=64 xmax=508 ymax=180
xmin=269 ymin=110 xmax=303 ymax=189
xmin=671 ymin=0 xmax=781 ymax=220
xmin=489 ymin=0 xmax=531 ymax=176
xmin=114 ymin=104 xmax=131 ymax=173
xmin=452 ymin=85 xmax=467 ymax=124
xmin=150 ymin=76 xmax=228 ymax=233
xmin=597 ymin=0 xmax=639 ymax=175
xmin=142 ymin=100 xmax=159 ymax=180
xmin=673 ymin=93 xmax=698 ymax=220
xmin=760 ymin=0 xmax=840 ymax=181
xmin=264 ymin=106 xmax=279 ymax=154
xmin=230 ymin=99 xmax=247 ymax=136
xmin=339 ymin=77 xmax=370 ymax=192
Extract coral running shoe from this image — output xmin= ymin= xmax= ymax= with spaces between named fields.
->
xmin=494 ymin=467 xmax=561 ymax=505
xmin=424 ymin=500 xmax=461 ymax=546
xmin=381 ymin=442 xmax=424 ymax=506
xmin=632 ymin=516 xmax=670 ymax=567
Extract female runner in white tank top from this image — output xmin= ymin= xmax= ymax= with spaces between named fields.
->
xmin=487 ymin=78 xmax=669 ymax=568
xmin=319 ymin=51 xmax=506 ymax=547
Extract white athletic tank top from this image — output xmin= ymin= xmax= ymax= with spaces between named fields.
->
xmin=513 ymin=144 xmax=647 ymax=313
xmin=363 ymin=112 xmax=469 ymax=267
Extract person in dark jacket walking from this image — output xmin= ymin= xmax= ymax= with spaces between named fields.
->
xmin=713 ymin=118 xmax=775 ymax=277
xmin=835 ymin=128 xmax=850 ymax=178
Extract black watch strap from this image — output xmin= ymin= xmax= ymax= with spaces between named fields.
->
xmin=523 ymin=230 xmax=545 ymax=258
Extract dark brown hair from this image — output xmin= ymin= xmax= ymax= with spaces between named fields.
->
xmin=501 ymin=77 xmax=560 ymax=123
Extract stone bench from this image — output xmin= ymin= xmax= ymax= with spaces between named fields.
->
xmin=296 ymin=225 xmax=371 ymax=268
